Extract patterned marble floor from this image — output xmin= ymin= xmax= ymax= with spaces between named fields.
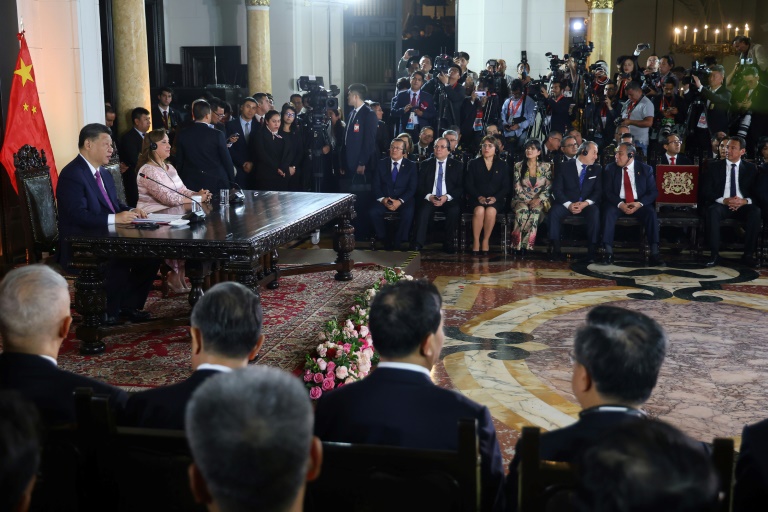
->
xmin=415 ymin=251 xmax=768 ymax=462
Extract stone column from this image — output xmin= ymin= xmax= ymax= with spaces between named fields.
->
xmin=112 ymin=0 xmax=151 ymax=137
xmin=587 ymin=0 xmax=614 ymax=68
xmin=246 ymin=0 xmax=272 ymax=94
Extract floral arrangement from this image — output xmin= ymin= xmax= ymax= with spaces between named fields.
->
xmin=303 ymin=267 xmax=413 ymax=400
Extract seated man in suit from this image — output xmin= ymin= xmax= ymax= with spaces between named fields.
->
xmin=118 ymin=107 xmax=151 ymax=207
xmin=412 ymin=137 xmax=463 ymax=253
xmin=735 ymin=416 xmax=768 ymax=510
xmin=121 ymin=282 xmax=264 ymax=429
xmin=702 ymin=135 xmax=761 ymax=267
xmin=391 ymin=71 xmax=437 ymax=143
xmin=601 ymin=142 xmax=665 ymax=266
xmin=415 ymin=126 xmax=434 ymax=161
xmin=505 ymin=305 xmax=668 ymax=510
xmin=0 ymin=265 xmax=127 ymax=426
xmin=56 ymin=123 xmax=159 ymax=323
xmin=175 ymin=99 xmax=236 ymax=195
xmin=658 ymin=134 xmax=692 ymax=165
xmin=0 ymin=391 xmax=41 ymax=512
xmin=370 ymin=138 xmax=418 ymax=250
xmin=186 ymin=367 xmax=322 ymax=512
xmin=225 ymin=96 xmax=257 ymax=189
xmin=548 ymin=141 xmax=603 ymax=263
xmin=315 ymin=280 xmax=505 ymax=511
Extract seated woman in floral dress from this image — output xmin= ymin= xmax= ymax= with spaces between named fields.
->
xmin=509 ymin=138 xmax=553 ymax=257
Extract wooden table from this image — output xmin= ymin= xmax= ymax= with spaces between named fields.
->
xmin=68 ymin=191 xmax=356 ymax=354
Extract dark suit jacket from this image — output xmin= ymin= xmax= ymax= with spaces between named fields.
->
xmin=118 ymin=128 xmax=145 ymax=206
xmin=505 ymin=408 xmax=645 ymax=510
xmin=151 ymin=104 xmax=182 ymax=133
xmin=315 ymin=367 xmax=505 ymax=512
xmin=734 ymin=418 xmax=768 ymax=511
xmin=121 ymin=369 xmax=220 ymax=430
xmin=374 ymin=120 xmax=391 ymax=157
xmin=224 ymin=118 xmax=254 ymax=188
xmin=0 ymin=352 xmax=127 ymax=426
xmin=372 ymin=157 xmax=418 ymax=203
xmin=56 ymin=154 xmax=131 ymax=268
xmin=547 ymin=95 xmax=572 ymax=135
xmin=391 ymin=89 xmax=437 ymax=133
xmin=342 ymin=104 xmax=379 ymax=173
xmin=687 ymin=85 xmax=731 ymax=135
xmin=175 ymin=122 xmax=236 ymax=194
xmin=465 ymin=157 xmax=510 ymax=205
xmin=658 ymin=153 xmax=693 ymax=165
xmin=603 ymin=161 xmax=657 ymax=207
xmin=551 ymin=158 xmax=603 ymax=204
xmin=701 ymin=159 xmax=759 ymax=209
xmin=417 ymin=157 xmax=464 ymax=202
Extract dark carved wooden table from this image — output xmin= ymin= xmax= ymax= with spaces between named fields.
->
xmin=68 ymin=191 xmax=356 ymax=354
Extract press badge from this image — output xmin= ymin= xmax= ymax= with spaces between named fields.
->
xmin=406 ymin=112 xmax=417 ymax=130
xmin=473 ymin=117 xmax=483 ymax=131
xmin=354 ymin=122 xmax=360 ymax=133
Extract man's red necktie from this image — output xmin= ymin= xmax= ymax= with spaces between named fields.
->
xmin=623 ymin=167 xmax=635 ymax=203
xmin=670 ymin=156 xmax=675 ymax=165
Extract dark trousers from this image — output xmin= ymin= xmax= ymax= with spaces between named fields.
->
xmin=707 ymin=202 xmax=762 ymax=256
xmin=414 ymin=199 xmax=461 ymax=247
xmin=370 ymin=200 xmax=416 ymax=244
xmin=106 ymin=258 xmax=162 ymax=316
xmin=602 ymin=205 xmax=660 ymax=249
xmin=547 ymin=203 xmax=600 ymax=251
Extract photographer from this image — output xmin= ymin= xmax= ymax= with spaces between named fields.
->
xmin=501 ymin=79 xmax=535 ymax=158
xmin=652 ymin=77 xmax=686 ymax=149
xmin=618 ymin=81 xmax=655 ymax=155
xmin=614 ymin=55 xmax=642 ymax=101
xmin=541 ymin=81 xmax=572 ymax=135
xmin=686 ymin=65 xmax=731 ymax=160
xmin=483 ymin=59 xmax=509 ymax=100
xmin=460 ymin=82 xmax=498 ymax=155
xmin=434 ymin=63 xmax=467 ymax=130
xmin=397 ymin=49 xmax=421 ymax=79
xmin=730 ymin=66 xmax=768 ymax=157
xmin=392 ymin=71 xmax=437 ymax=142
xmin=728 ymin=36 xmax=767 ymax=86
xmin=454 ymin=51 xmax=478 ymax=88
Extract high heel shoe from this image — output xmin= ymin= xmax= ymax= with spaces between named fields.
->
xmin=167 ymin=271 xmax=187 ymax=294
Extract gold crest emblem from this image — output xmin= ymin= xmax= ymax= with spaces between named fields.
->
xmin=662 ymin=172 xmax=694 ymax=196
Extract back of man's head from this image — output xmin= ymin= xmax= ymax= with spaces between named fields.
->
xmin=574 ymin=305 xmax=666 ymax=404
xmin=190 ymin=282 xmax=263 ymax=359
xmin=192 ymin=100 xmax=211 ymax=121
xmin=0 ymin=391 xmax=41 ymax=512
xmin=0 ymin=265 xmax=70 ymax=350
xmin=186 ymin=367 xmax=315 ymax=512
xmin=577 ymin=419 xmax=718 ymax=512
xmin=369 ymin=280 xmax=442 ymax=359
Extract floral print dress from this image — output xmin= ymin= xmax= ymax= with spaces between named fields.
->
xmin=510 ymin=161 xmax=553 ymax=250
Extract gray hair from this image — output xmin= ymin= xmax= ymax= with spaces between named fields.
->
xmin=185 ymin=367 xmax=313 ymax=512
xmin=0 ymin=265 xmax=69 ymax=343
xmin=442 ymin=129 xmax=459 ymax=139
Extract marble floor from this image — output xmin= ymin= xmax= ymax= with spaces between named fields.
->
xmin=412 ymin=250 xmax=768 ymax=462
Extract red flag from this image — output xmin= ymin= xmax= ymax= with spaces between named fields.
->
xmin=0 ymin=32 xmax=58 ymax=193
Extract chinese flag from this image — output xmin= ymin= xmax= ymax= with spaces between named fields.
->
xmin=0 ymin=32 xmax=58 ymax=193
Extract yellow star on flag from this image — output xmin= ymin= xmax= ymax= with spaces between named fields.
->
xmin=22 ymin=103 xmax=28 ymax=111
xmin=14 ymin=58 xmax=34 ymax=87
xmin=31 ymin=106 xmax=37 ymax=114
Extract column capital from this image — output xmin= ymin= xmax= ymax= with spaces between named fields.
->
xmin=586 ymin=0 xmax=614 ymax=9
xmin=246 ymin=0 xmax=270 ymax=6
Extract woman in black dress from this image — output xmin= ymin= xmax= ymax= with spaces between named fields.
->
xmin=465 ymin=135 xmax=510 ymax=255
xmin=279 ymin=103 xmax=305 ymax=191
xmin=253 ymin=109 xmax=289 ymax=190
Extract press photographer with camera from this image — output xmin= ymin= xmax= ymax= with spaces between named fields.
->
xmin=730 ymin=66 xmax=768 ymax=157
xmin=618 ymin=81 xmax=655 ymax=155
xmin=728 ymin=36 xmax=767 ymax=87
xmin=652 ymin=77 xmax=686 ymax=149
xmin=433 ymin=62 xmax=466 ymax=131
xmin=460 ymin=82 xmax=498 ymax=155
xmin=397 ymin=49 xmax=421 ymax=79
xmin=686 ymin=64 xmax=731 ymax=160
xmin=614 ymin=55 xmax=642 ymax=101
xmin=501 ymin=79 xmax=535 ymax=158
xmin=541 ymin=81 xmax=572 ymax=136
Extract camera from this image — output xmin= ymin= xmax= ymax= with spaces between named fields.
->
xmin=545 ymin=52 xmax=566 ymax=72
xmin=297 ymin=76 xmax=340 ymax=129
xmin=569 ymin=37 xmax=594 ymax=65
xmin=741 ymin=57 xmax=754 ymax=66
xmin=433 ymin=54 xmax=454 ymax=75
xmin=686 ymin=61 xmax=711 ymax=82
xmin=478 ymin=69 xmax=505 ymax=95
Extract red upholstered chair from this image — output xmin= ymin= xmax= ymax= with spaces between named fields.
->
xmin=655 ymin=164 xmax=702 ymax=256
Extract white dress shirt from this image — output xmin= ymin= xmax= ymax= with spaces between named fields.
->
xmin=378 ymin=158 xmax=404 ymax=202
xmin=619 ymin=161 xmax=641 ymax=207
xmin=563 ymin=158 xmax=596 ymax=208
xmin=196 ymin=363 xmax=234 ymax=373
xmin=425 ymin=159 xmax=452 ymax=200
xmin=718 ymin=159 xmax=751 ymax=204
xmin=377 ymin=361 xmax=431 ymax=379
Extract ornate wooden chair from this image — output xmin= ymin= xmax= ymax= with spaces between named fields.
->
xmin=14 ymin=144 xmax=59 ymax=264
xmin=103 ymin=141 xmax=127 ymax=205
xmin=655 ymin=163 xmax=701 ymax=257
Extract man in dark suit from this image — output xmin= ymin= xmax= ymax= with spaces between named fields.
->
xmin=341 ymin=83 xmax=378 ymax=178
xmin=601 ymin=142 xmax=665 ymax=266
xmin=151 ymin=86 xmax=182 ymax=142
xmin=735 ymin=417 xmax=768 ymax=510
xmin=225 ymin=96 xmax=257 ymax=189
xmin=391 ymin=71 xmax=437 ymax=141
xmin=687 ymin=65 xmax=731 ymax=160
xmin=368 ymin=101 xmax=391 ymax=158
xmin=175 ymin=99 xmax=236 ymax=195
xmin=548 ymin=141 xmax=603 ymax=263
xmin=434 ymin=64 xmax=466 ymax=129
xmin=121 ymin=282 xmax=264 ymax=430
xmin=57 ymin=123 xmax=159 ymax=323
xmin=0 ymin=265 xmax=127 ymax=426
xmin=370 ymin=139 xmax=418 ymax=250
xmin=118 ymin=106 xmax=150 ymax=207
xmin=701 ymin=136 xmax=761 ymax=267
xmin=504 ymin=305 xmax=668 ymax=510
xmin=415 ymin=126 xmax=435 ymax=160
xmin=315 ymin=280 xmax=505 ymax=512
xmin=542 ymin=81 xmax=572 ymax=135
xmin=412 ymin=137 xmax=463 ymax=252
xmin=658 ymin=134 xmax=692 ymax=165
xmin=541 ymin=131 xmax=564 ymax=164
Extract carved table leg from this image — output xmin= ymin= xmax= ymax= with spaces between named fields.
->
xmin=185 ymin=260 xmax=212 ymax=307
xmin=74 ymin=258 xmax=107 ymax=355
xmin=267 ymin=249 xmax=280 ymax=289
xmin=228 ymin=257 xmax=262 ymax=303
xmin=334 ymin=207 xmax=356 ymax=281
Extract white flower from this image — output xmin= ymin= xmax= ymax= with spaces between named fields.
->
xmin=317 ymin=345 xmax=327 ymax=357
xmin=359 ymin=325 xmax=369 ymax=338
xmin=317 ymin=359 xmax=327 ymax=371
xmin=404 ymin=274 xmax=413 ymax=280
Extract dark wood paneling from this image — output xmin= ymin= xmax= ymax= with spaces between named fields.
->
xmin=99 ymin=0 xmax=116 ymax=106
xmin=145 ymin=0 xmax=166 ymax=88
xmin=180 ymin=46 xmax=242 ymax=88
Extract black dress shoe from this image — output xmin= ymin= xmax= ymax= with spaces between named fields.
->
xmin=602 ymin=254 xmax=615 ymax=265
xmin=102 ymin=313 xmax=121 ymax=326
xmin=480 ymin=250 xmax=489 ymax=257
xmin=471 ymin=250 xmax=481 ymax=257
xmin=741 ymin=255 xmax=759 ymax=268
xmin=705 ymin=256 xmax=720 ymax=267
xmin=549 ymin=251 xmax=566 ymax=262
xmin=648 ymin=254 xmax=666 ymax=267
xmin=578 ymin=253 xmax=596 ymax=264
xmin=121 ymin=309 xmax=151 ymax=322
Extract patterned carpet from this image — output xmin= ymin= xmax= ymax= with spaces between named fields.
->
xmin=57 ymin=267 xmax=384 ymax=390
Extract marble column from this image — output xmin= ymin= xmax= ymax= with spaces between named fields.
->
xmin=246 ymin=0 xmax=272 ymax=94
xmin=587 ymin=0 xmax=613 ymax=68
xmin=112 ymin=0 xmax=151 ymax=137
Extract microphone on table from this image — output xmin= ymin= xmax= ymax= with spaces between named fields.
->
xmin=138 ymin=172 xmax=206 ymax=223
xmin=190 ymin=167 xmax=245 ymax=204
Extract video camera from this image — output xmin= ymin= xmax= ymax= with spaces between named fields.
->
xmin=433 ymin=54 xmax=454 ymax=75
xmin=686 ymin=61 xmax=711 ymax=83
xmin=297 ymin=76 xmax=340 ymax=129
xmin=569 ymin=37 xmax=594 ymax=65
xmin=479 ymin=59 xmax=506 ymax=95
xmin=545 ymin=52 xmax=566 ymax=72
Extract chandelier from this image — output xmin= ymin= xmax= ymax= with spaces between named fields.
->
xmin=669 ymin=0 xmax=750 ymax=60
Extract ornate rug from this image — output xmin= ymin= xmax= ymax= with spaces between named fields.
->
xmin=57 ymin=268 xmax=383 ymax=389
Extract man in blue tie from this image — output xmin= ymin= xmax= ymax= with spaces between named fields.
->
xmin=548 ymin=141 xmax=603 ymax=263
xmin=370 ymin=139 xmax=418 ymax=250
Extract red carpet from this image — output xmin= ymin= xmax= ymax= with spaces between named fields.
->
xmin=57 ymin=268 xmax=384 ymax=390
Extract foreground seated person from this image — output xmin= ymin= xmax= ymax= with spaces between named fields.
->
xmin=0 ymin=391 xmax=41 ymax=512
xmin=56 ymin=123 xmax=160 ymax=324
xmin=505 ymin=305 xmax=668 ymax=510
xmin=0 ymin=265 xmax=127 ymax=425
xmin=122 ymin=282 xmax=264 ymax=429
xmin=735 ymin=416 xmax=768 ymax=510
xmin=185 ymin=367 xmax=322 ymax=512
xmin=314 ymin=280 xmax=505 ymax=511
xmin=577 ymin=420 xmax=719 ymax=512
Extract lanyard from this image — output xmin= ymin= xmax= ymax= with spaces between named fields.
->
xmin=507 ymin=97 xmax=524 ymax=117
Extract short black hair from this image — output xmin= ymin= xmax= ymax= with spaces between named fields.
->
xmin=158 ymin=86 xmax=174 ymax=96
xmin=192 ymin=100 xmax=211 ymax=120
xmin=510 ymin=79 xmax=524 ymax=93
xmin=78 ymin=123 xmax=111 ymax=148
xmin=348 ymin=83 xmax=368 ymax=98
xmin=368 ymin=101 xmax=381 ymax=109
xmin=578 ymin=420 xmax=718 ymax=512
xmin=728 ymin=135 xmax=747 ymax=150
xmin=190 ymin=282 xmax=263 ymax=359
xmin=733 ymin=35 xmax=751 ymax=45
xmin=660 ymin=54 xmax=675 ymax=67
xmin=411 ymin=70 xmax=426 ymax=82
xmin=573 ymin=305 xmax=666 ymax=404
xmin=290 ymin=93 xmax=302 ymax=102
xmin=241 ymin=96 xmax=257 ymax=107
xmin=0 ymin=391 xmax=41 ymax=512
xmin=208 ymin=98 xmax=223 ymax=111
xmin=663 ymin=76 xmax=679 ymax=87
xmin=105 ymin=104 xmax=115 ymax=114
xmin=625 ymin=80 xmax=643 ymax=92
xmin=455 ymin=51 xmax=470 ymax=61
xmin=396 ymin=77 xmax=410 ymax=91
xmin=131 ymin=107 xmax=150 ymax=121
xmin=253 ymin=92 xmax=269 ymax=104
xmin=369 ymin=280 xmax=442 ymax=358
